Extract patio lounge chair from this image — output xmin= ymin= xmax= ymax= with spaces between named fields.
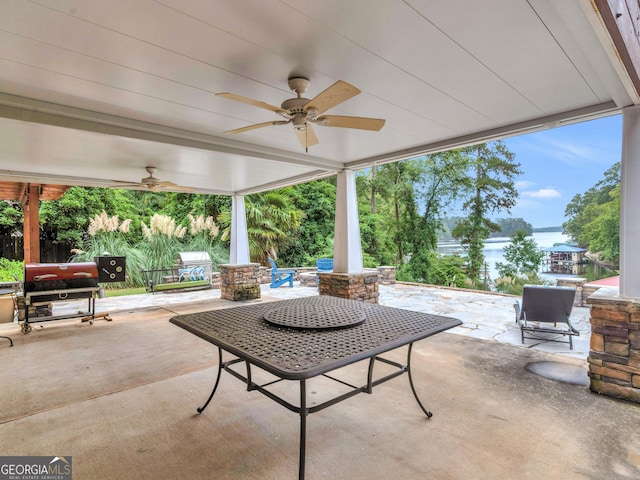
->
xmin=268 ymin=257 xmax=295 ymax=288
xmin=514 ymin=285 xmax=579 ymax=350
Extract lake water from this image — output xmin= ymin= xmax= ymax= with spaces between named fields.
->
xmin=437 ymin=231 xmax=615 ymax=284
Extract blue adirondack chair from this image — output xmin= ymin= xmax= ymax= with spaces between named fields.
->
xmin=268 ymin=257 xmax=295 ymax=288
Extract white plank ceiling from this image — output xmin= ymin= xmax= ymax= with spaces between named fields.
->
xmin=0 ymin=0 xmax=634 ymax=195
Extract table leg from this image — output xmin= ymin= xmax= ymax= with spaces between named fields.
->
xmin=299 ymin=379 xmax=307 ymax=480
xmin=406 ymin=343 xmax=433 ymax=418
xmin=197 ymin=347 xmax=223 ymax=414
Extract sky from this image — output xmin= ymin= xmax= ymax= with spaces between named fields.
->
xmin=502 ymin=114 xmax=622 ymax=229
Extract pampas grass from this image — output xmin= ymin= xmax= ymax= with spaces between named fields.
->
xmin=72 ymin=211 xmax=145 ymax=288
xmin=73 ymin=211 xmax=229 ymax=289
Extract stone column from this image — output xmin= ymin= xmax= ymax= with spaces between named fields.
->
xmin=318 ymin=271 xmax=379 ymax=304
xmin=586 ymin=288 xmax=640 ymax=404
xmin=219 ymin=263 xmax=261 ymax=301
xmin=556 ymin=277 xmax=586 ymax=306
xmin=324 ymin=170 xmax=379 ymax=302
xmin=376 ymin=266 xmax=396 ymax=285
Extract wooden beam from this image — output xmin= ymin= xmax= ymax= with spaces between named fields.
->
xmin=0 ymin=181 xmax=69 ymax=201
xmin=595 ymin=0 xmax=640 ymax=98
xmin=21 ymin=184 xmax=40 ymax=263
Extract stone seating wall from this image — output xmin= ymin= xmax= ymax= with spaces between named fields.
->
xmin=214 ymin=265 xmax=396 ymax=288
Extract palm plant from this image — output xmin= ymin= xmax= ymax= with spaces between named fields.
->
xmin=218 ymin=189 xmax=303 ymax=265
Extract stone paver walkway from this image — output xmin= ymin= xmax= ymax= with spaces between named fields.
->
xmin=259 ymin=282 xmax=590 ymax=360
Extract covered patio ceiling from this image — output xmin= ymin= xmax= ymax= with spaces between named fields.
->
xmin=0 ymin=0 xmax=637 ymax=195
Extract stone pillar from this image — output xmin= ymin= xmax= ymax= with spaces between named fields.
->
xmin=586 ymin=288 xmax=640 ymax=404
xmin=556 ymin=277 xmax=586 ymax=306
xmin=318 ymin=271 xmax=379 ymax=304
xmin=219 ymin=263 xmax=261 ymax=301
xmin=376 ymin=266 xmax=396 ymax=285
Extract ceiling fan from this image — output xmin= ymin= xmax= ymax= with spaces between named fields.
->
xmin=111 ymin=167 xmax=194 ymax=192
xmin=217 ymin=77 xmax=385 ymax=152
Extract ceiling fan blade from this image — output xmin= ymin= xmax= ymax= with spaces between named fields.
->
xmin=152 ymin=184 xmax=194 ymax=193
xmin=109 ymin=181 xmax=143 ymax=188
xmin=155 ymin=180 xmax=177 ymax=187
xmin=317 ymin=115 xmax=385 ymax=131
xmin=216 ymin=92 xmax=282 ymax=113
xmin=305 ymin=80 xmax=360 ymax=115
xmin=225 ymin=120 xmax=290 ymax=134
xmin=172 ymin=185 xmax=195 ymax=192
xmin=294 ymin=124 xmax=319 ymax=151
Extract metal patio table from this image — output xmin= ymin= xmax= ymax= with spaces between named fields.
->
xmin=170 ymin=296 xmax=462 ymax=480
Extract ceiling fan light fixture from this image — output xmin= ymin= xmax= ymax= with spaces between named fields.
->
xmin=218 ymin=77 xmax=385 ymax=150
xmin=292 ymin=113 xmax=307 ymax=129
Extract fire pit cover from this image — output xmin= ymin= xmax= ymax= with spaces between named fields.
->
xmin=263 ymin=304 xmax=366 ymax=330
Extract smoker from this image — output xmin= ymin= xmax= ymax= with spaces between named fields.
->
xmin=22 ymin=262 xmax=100 ymax=334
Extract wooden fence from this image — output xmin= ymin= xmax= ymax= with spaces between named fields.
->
xmin=0 ymin=235 xmax=72 ymax=263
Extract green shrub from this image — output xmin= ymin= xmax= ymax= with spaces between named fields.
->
xmin=397 ymin=251 xmax=467 ymax=288
xmin=0 ymin=258 xmax=23 ymax=281
xmin=494 ymin=272 xmax=550 ymax=295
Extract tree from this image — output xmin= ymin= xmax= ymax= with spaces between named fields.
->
xmin=278 ymin=178 xmax=336 ymax=267
xmin=373 ymin=161 xmax=423 ymax=264
xmin=581 ymin=185 xmax=620 ymax=264
xmin=452 ymin=142 xmax=522 ymax=288
xmin=0 ymin=200 xmax=23 ymax=235
xmin=493 ymin=218 xmax=533 ymax=237
xmin=218 ymin=188 xmax=303 ymax=266
xmin=415 ymin=150 xmax=473 ymax=251
xmin=396 ymin=249 xmax=467 ymax=287
xmin=493 ymin=230 xmax=547 ymax=295
xmin=357 ymin=151 xmax=472 ymax=276
xmin=40 ymin=187 xmax=142 ymax=247
xmin=564 ymin=162 xmax=620 ymax=265
xmin=160 ymin=192 xmax=231 ymax=229
xmin=495 ymin=230 xmax=544 ymax=278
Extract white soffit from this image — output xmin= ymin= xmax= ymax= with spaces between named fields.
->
xmin=0 ymin=0 xmax=634 ymax=193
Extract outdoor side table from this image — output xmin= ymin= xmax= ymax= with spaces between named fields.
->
xmin=170 ymin=296 xmax=461 ymax=480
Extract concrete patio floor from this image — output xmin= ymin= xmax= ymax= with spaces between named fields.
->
xmin=0 ymin=283 xmax=638 ymax=479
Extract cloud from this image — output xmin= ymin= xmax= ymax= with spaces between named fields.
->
xmin=516 ymin=129 xmax=615 ymax=168
xmin=515 ymin=180 xmax=536 ymax=189
xmin=521 ymin=188 xmax=561 ymax=199
xmin=545 ymin=139 xmax=596 ymax=161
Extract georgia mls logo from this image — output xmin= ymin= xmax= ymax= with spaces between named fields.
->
xmin=0 ymin=456 xmax=72 ymax=480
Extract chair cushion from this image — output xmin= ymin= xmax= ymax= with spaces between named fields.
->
xmin=179 ymin=267 xmax=207 ymax=282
